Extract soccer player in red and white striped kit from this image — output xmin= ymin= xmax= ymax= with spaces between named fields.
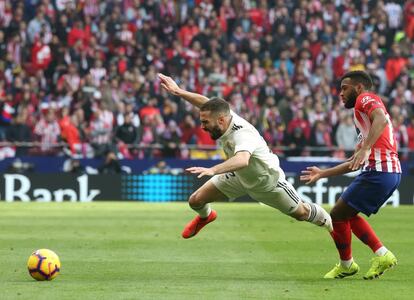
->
xmin=301 ymin=71 xmax=401 ymax=279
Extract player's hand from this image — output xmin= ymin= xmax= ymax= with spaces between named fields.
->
xmin=186 ymin=167 xmax=215 ymax=178
xmin=300 ymin=166 xmax=322 ymax=184
xmin=158 ymin=73 xmax=181 ymax=96
xmin=349 ymin=147 xmax=370 ymax=170
xmin=346 ymin=154 xmax=354 ymax=161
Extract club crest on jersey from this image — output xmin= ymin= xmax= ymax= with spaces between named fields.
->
xmin=224 ymin=141 xmax=235 ymax=150
xmin=357 ymin=132 xmax=364 ymax=144
xmin=223 ymin=141 xmax=235 ymax=157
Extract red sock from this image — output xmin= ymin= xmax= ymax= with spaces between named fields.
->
xmin=330 ymin=220 xmax=352 ymax=260
xmin=350 ymin=215 xmax=383 ymax=253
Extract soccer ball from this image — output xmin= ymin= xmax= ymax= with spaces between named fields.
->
xmin=27 ymin=249 xmax=61 ymax=281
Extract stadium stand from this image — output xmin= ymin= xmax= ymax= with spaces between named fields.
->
xmin=0 ymin=0 xmax=412 ymax=159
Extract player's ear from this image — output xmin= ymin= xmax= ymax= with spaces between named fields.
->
xmin=356 ymin=83 xmax=364 ymax=93
xmin=217 ymin=115 xmax=224 ymax=125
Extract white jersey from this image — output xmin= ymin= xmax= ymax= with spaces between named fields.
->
xmin=218 ymin=111 xmax=282 ymax=192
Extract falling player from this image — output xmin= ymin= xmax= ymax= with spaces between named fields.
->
xmin=158 ymin=73 xmax=333 ymax=241
xmin=301 ymin=71 xmax=400 ymax=279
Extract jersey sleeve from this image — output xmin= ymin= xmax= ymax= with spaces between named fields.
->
xmin=233 ymin=130 xmax=258 ymax=154
xmin=355 ymin=93 xmax=385 ymax=117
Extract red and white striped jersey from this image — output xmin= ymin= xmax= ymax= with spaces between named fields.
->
xmin=354 ymin=92 xmax=401 ymax=173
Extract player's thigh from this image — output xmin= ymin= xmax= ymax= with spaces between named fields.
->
xmin=330 ymin=198 xmax=358 ymax=220
xmin=208 ymin=172 xmax=247 ymax=201
xmin=251 ymin=178 xmax=301 ymax=215
xmin=338 ymin=172 xmax=400 ymax=218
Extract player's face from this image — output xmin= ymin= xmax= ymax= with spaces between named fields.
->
xmin=200 ymin=111 xmax=225 ymax=140
xmin=340 ymin=78 xmax=360 ymax=109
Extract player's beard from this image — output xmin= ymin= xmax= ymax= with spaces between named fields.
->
xmin=344 ymin=88 xmax=358 ymax=109
xmin=209 ymin=125 xmax=223 ymax=140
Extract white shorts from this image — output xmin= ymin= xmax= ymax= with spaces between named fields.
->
xmin=210 ymin=172 xmax=301 ymax=215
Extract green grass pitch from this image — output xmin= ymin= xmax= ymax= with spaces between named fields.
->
xmin=0 ymin=202 xmax=413 ymax=300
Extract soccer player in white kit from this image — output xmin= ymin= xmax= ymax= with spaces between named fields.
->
xmin=158 ymin=73 xmax=333 ymax=238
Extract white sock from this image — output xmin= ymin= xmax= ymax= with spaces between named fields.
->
xmin=303 ymin=202 xmax=333 ymax=232
xmin=340 ymin=258 xmax=354 ymax=268
xmin=192 ymin=203 xmax=211 ymax=218
xmin=375 ymin=246 xmax=388 ymax=256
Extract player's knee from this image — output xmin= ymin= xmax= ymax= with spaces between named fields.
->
xmin=188 ymin=192 xmax=206 ymax=209
xmin=330 ymin=206 xmax=347 ymax=221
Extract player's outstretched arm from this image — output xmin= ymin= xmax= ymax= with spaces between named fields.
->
xmin=187 ymin=151 xmax=251 ymax=178
xmin=158 ymin=73 xmax=209 ymax=108
xmin=300 ymin=161 xmax=353 ymax=184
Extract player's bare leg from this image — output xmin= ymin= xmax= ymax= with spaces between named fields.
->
xmin=182 ymin=181 xmax=227 ymax=239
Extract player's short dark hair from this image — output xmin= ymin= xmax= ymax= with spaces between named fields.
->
xmin=341 ymin=71 xmax=373 ymax=89
xmin=200 ymin=97 xmax=230 ymax=116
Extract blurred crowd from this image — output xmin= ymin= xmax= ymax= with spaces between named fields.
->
xmin=0 ymin=0 xmax=414 ymax=160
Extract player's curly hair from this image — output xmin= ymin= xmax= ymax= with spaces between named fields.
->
xmin=341 ymin=71 xmax=373 ymax=89
xmin=200 ymin=97 xmax=230 ymax=116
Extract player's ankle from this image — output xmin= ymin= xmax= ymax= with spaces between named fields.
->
xmin=374 ymin=246 xmax=388 ymax=256
xmin=191 ymin=203 xmax=211 ymax=218
xmin=340 ymin=258 xmax=354 ymax=268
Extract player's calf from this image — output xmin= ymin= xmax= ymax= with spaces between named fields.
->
xmin=292 ymin=202 xmax=333 ymax=232
xmin=188 ymin=190 xmax=212 ymax=218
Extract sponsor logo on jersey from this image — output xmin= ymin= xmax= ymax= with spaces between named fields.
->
xmin=361 ymin=96 xmax=380 ymax=108
xmin=361 ymin=96 xmax=374 ymax=104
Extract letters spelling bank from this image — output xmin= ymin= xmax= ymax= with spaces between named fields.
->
xmin=2 ymin=174 xmax=100 ymax=202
